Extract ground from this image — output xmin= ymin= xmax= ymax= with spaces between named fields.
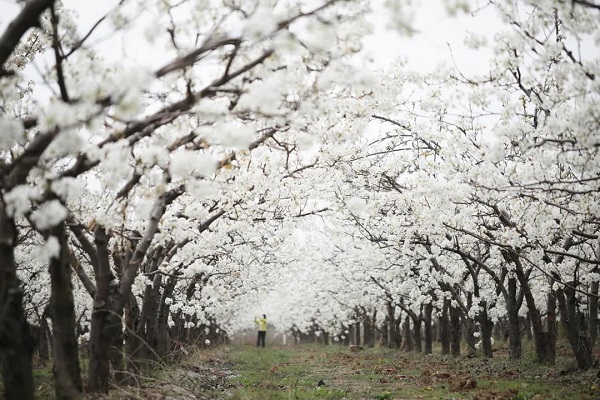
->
xmin=218 ymin=344 xmax=599 ymax=400
xmin=10 ymin=343 xmax=600 ymax=399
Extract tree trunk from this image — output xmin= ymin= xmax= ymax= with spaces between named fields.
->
xmin=547 ymin=287 xmax=557 ymax=364
xmin=424 ymin=303 xmax=433 ymax=354
xmin=403 ymin=316 xmax=413 ymax=352
xmin=135 ymin=248 xmax=165 ymax=360
xmin=348 ymin=323 xmax=355 ymax=347
xmin=0 ymin=203 xmax=35 ymax=400
xmin=342 ymin=325 xmax=350 ymax=346
xmin=465 ymin=294 xmax=476 ymax=354
xmin=413 ymin=314 xmax=422 ymax=353
xmin=450 ymin=305 xmax=460 ymax=356
xmin=157 ymin=276 xmax=177 ymax=357
xmin=144 ymin=274 xmax=162 ymax=358
xmin=355 ymin=321 xmax=361 ymax=346
xmin=381 ymin=316 xmax=389 ymax=347
xmin=38 ymin=315 xmax=51 ymax=363
xmin=109 ymin=309 xmax=126 ymax=384
xmin=365 ymin=310 xmax=376 ymax=348
xmin=363 ymin=315 xmax=372 ymax=348
xmin=440 ymin=299 xmax=450 ymax=355
xmin=522 ymin=315 xmax=533 ymax=341
xmin=87 ymin=227 xmax=114 ymax=393
xmin=564 ymin=286 xmax=593 ymax=370
xmin=515 ymin=263 xmax=554 ymax=364
xmin=124 ymin=292 xmax=141 ymax=376
xmin=506 ymin=277 xmax=522 ymax=359
xmin=590 ymin=281 xmax=599 ymax=348
xmin=48 ymin=223 xmax=83 ymax=399
xmin=479 ymin=303 xmax=494 ymax=358
xmin=387 ymin=302 xmax=401 ymax=349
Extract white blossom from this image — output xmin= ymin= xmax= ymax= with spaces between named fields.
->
xmin=30 ymin=200 xmax=69 ymax=230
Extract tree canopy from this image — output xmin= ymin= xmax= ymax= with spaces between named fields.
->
xmin=1 ymin=0 xmax=599 ymax=397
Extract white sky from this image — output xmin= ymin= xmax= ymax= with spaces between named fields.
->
xmin=0 ymin=0 xmax=502 ymax=75
xmin=365 ymin=0 xmax=499 ymax=73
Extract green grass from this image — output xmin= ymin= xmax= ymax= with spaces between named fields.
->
xmin=32 ymin=366 xmax=55 ymax=399
xmin=3 ymin=343 xmax=599 ymax=399
xmin=0 ymin=363 xmax=55 ymax=400
xmin=226 ymin=343 xmax=600 ymax=400
xmin=228 ymin=345 xmax=347 ymax=399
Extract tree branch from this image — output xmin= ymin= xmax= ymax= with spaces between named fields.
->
xmin=49 ymin=4 xmax=69 ymax=102
xmin=0 ymin=0 xmax=55 ymax=76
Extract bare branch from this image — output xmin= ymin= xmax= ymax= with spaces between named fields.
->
xmin=49 ymin=4 xmax=69 ymax=102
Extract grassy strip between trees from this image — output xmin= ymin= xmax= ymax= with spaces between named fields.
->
xmin=4 ymin=342 xmax=600 ymax=399
xmin=225 ymin=343 xmax=599 ymax=400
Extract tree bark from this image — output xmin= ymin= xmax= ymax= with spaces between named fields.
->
xmin=355 ymin=321 xmax=361 ymax=346
xmin=0 ymin=0 xmax=55 ymax=74
xmin=135 ymin=258 xmax=163 ymax=360
xmin=87 ymin=227 xmax=113 ymax=393
xmin=157 ymin=275 xmax=177 ymax=356
xmin=450 ymin=305 xmax=461 ymax=356
xmin=440 ymin=299 xmax=450 ymax=355
xmin=382 ymin=316 xmax=390 ymax=347
xmin=547 ymin=287 xmax=557 ymax=364
xmin=564 ymin=285 xmax=593 ymax=370
xmin=0 ymin=201 xmax=35 ymax=400
xmin=479 ymin=303 xmax=494 ymax=358
xmin=506 ymin=277 xmax=522 ymax=359
xmin=424 ymin=303 xmax=433 ymax=354
xmin=465 ymin=293 xmax=476 ymax=355
xmin=514 ymin=261 xmax=554 ymax=364
xmin=403 ymin=316 xmax=413 ymax=352
xmin=387 ymin=302 xmax=401 ymax=349
xmin=590 ymin=281 xmax=599 ymax=348
xmin=38 ymin=314 xmax=51 ymax=362
xmin=413 ymin=313 xmax=422 ymax=353
xmin=125 ymin=291 xmax=141 ymax=362
xmin=48 ymin=223 xmax=82 ymax=399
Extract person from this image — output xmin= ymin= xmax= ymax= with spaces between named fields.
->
xmin=255 ymin=314 xmax=267 ymax=347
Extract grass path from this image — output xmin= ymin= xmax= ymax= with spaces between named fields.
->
xmin=11 ymin=343 xmax=600 ymax=399
xmin=222 ymin=344 xmax=599 ymax=400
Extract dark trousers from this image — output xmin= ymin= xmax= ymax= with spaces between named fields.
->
xmin=257 ymin=330 xmax=266 ymax=347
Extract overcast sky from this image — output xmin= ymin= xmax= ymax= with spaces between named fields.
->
xmin=366 ymin=0 xmax=499 ymax=73
xmin=0 ymin=0 xmax=502 ymax=76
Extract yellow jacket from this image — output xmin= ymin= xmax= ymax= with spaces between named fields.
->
xmin=256 ymin=317 xmax=267 ymax=331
